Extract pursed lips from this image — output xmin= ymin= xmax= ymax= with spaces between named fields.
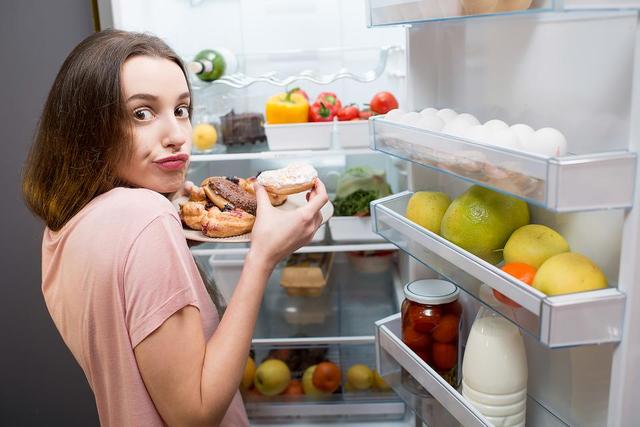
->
xmin=154 ymin=153 xmax=189 ymax=171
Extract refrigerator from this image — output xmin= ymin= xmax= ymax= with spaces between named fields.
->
xmin=98 ymin=1 xmax=640 ymax=426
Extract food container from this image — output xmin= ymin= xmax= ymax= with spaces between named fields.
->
xmin=401 ymin=279 xmax=462 ymax=391
xmin=347 ymin=250 xmax=395 ymax=274
xmin=335 ymin=120 xmax=369 ymax=148
xmin=208 ymin=253 xmax=244 ymax=303
xmin=280 ymin=253 xmax=334 ymax=297
xmin=265 ymin=122 xmax=333 ymax=151
xmin=329 ymin=216 xmax=385 ymax=243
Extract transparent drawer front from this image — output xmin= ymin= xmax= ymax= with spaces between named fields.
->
xmin=375 ymin=314 xmax=569 ymax=427
xmin=245 ymin=341 xmax=404 ymax=422
xmin=371 ymin=192 xmax=626 ymax=347
xmin=370 ymin=118 xmax=637 ymax=212
xmin=367 ymin=0 xmax=557 ymax=26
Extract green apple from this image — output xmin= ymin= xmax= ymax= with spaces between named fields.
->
xmin=346 ymin=364 xmax=373 ymax=391
xmin=254 ymin=359 xmax=291 ymax=396
xmin=504 ymin=224 xmax=569 ymax=269
xmin=302 ymin=365 xmax=332 ymax=397
xmin=405 ymin=191 xmax=451 ymax=234
xmin=533 ymin=252 xmax=607 ymax=296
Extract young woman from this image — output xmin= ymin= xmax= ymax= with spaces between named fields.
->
xmin=22 ymin=29 xmax=328 ymax=427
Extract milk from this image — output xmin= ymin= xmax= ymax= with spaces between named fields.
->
xmin=462 ymin=307 xmax=528 ymax=427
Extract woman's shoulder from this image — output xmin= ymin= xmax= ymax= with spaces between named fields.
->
xmin=91 ymin=187 xmax=178 ymax=225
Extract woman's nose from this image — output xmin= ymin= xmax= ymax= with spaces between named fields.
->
xmin=162 ymin=116 xmax=188 ymax=149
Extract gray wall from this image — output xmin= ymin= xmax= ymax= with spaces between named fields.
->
xmin=0 ymin=1 xmax=99 ymax=425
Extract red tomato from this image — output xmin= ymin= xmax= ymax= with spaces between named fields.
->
xmin=315 ymin=92 xmax=342 ymax=111
xmin=414 ymin=350 xmax=431 ymax=365
xmin=432 ymin=343 xmax=457 ymax=371
xmin=431 ymin=315 xmax=459 ymax=344
xmin=308 ymin=102 xmax=335 ymax=122
xmin=402 ymin=325 xmax=431 ymax=351
xmin=337 ymin=105 xmax=360 ymax=121
xmin=443 ymin=300 xmax=462 ymax=317
xmin=493 ymin=262 xmax=537 ymax=308
xmin=291 ymin=88 xmax=309 ymax=100
xmin=358 ymin=109 xmax=374 ymax=120
xmin=370 ymin=91 xmax=399 ymax=114
xmin=409 ymin=304 xmax=442 ymax=334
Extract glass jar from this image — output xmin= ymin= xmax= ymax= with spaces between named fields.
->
xmin=401 ymin=279 xmax=462 ymax=391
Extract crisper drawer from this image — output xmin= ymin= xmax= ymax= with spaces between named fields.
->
xmin=375 ymin=314 xmax=568 ymax=427
xmin=370 ymin=192 xmax=626 ymax=347
xmin=366 ymin=0 xmax=558 ymax=27
xmin=370 ymin=117 xmax=637 ymax=212
xmin=245 ymin=339 xmax=405 ymax=422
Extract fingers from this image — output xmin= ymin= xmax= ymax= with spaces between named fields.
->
xmin=253 ymin=183 xmax=274 ymax=212
xmin=184 ymin=180 xmax=195 ymax=193
xmin=304 ymin=178 xmax=329 ymax=213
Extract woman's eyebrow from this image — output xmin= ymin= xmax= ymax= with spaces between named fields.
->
xmin=177 ymin=92 xmax=190 ymax=102
xmin=126 ymin=93 xmax=158 ymax=102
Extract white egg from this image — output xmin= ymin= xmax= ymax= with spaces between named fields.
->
xmin=415 ymin=115 xmax=445 ymax=132
xmin=384 ymin=108 xmax=405 ymax=121
xmin=419 ymin=107 xmax=439 ymax=117
xmin=484 ymin=119 xmax=509 ymax=134
xmin=527 ymin=127 xmax=568 ymax=157
xmin=463 ymin=125 xmax=493 ymax=145
xmin=454 ymin=113 xmax=481 ymax=127
xmin=398 ymin=111 xmax=422 ymax=125
xmin=436 ymin=108 xmax=458 ymax=123
xmin=442 ymin=116 xmax=474 ymax=137
xmin=510 ymin=124 xmax=535 ymax=147
xmin=491 ymin=129 xmax=522 ymax=151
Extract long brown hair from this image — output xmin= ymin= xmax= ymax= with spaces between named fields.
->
xmin=22 ymin=29 xmax=192 ymax=231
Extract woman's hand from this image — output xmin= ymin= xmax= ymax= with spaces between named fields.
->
xmin=249 ymin=178 xmax=329 ymax=270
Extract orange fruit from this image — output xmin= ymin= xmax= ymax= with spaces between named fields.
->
xmin=312 ymin=361 xmax=341 ymax=393
xmin=493 ymin=262 xmax=537 ymax=308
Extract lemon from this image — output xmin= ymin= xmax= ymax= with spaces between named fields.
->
xmin=504 ymin=224 xmax=569 ymax=268
xmin=440 ymin=185 xmax=529 ymax=264
xmin=533 ymin=252 xmax=607 ymax=296
xmin=192 ymin=123 xmax=218 ymax=151
xmin=405 ymin=191 xmax=451 ymax=235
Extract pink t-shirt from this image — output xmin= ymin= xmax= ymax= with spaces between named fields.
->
xmin=41 ymin=187 xmax=249 ymax=427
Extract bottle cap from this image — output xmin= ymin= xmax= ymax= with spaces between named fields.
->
xmin=404 ymin=279 xmax=459 ymax=305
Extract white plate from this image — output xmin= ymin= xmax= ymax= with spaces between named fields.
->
xmin=174 ymin=192 xmax=334 ymax=243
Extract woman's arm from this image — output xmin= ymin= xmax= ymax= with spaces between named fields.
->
xmin=134 ymin=180 xmax=328 ymax=427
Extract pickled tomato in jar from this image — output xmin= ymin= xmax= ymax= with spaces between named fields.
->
xmin=401 ymin=279 xmax=461 ymax=388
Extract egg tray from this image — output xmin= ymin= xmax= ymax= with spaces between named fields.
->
xmin=379 ymin=136 xmax=544 ymax=201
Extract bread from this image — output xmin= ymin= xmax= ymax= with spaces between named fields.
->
xmin=256 ymin=163 xmax=318 ymax=195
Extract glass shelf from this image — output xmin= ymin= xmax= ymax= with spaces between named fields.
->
xmin=370 ymin=192 xmax=626 ymax=347
xmin=190 ymin=146 xmax=376 ymax=162
xmin=375 ymin=313 xmax=569 ymax=426
xmin=370 ymin=117 xmax=637 ymax=212
xmin=367 ymin=0 xmax=558 ymax=27
xmin=245 ymin=341 xmax=405 ymax=422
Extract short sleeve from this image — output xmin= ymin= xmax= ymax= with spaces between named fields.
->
xmin=123 ymin=213 xmax=201 ymax=348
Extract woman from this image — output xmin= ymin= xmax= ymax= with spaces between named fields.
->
xmin=22 ymin=29 xmax=328 ymax=426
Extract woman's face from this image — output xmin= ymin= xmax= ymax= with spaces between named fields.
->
xmin=118 ymin=55 xmax=192 ymax=193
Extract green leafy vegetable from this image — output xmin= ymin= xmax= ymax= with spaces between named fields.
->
xmin=332 ymin=167 xmax=392 ymax=216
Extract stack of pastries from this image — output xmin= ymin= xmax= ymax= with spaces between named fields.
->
xmin=180 ymin=176 xmax=287 ymax=238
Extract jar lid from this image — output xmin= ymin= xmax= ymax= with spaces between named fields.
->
xmin=403 ymin=279 xmax=459 ymax=305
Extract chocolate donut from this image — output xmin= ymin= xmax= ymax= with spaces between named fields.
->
xmin=202 ymin=176 xmax=257 ymax=215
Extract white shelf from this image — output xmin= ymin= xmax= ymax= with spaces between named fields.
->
xmin=375 ymin=314 xmax=569 ymax=427
xmin=366 ymin=0 xmax=559 ymax=27
xmin=189 ymin=147 xmax=375 ymax=162
xmin=370 ymin=117 xmax=637 ymax=212
xmin=371 ymin=192 xmax=626 ymax=347
xmin=191 ymin=242 xmax=398 ymax=257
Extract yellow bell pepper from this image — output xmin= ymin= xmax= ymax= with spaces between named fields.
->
xmin=265 ymin=89 xmax=309 ymax=124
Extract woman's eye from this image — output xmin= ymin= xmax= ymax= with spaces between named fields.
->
xmin=175 ymin=106 xmax=190 ymax=118
xmin=133 ymin=109 xmax=153 ymax=121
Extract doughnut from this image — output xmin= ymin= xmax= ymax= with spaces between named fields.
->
xmin=256 ymin=163 xmax=318 ymax=195
xmin=179 ymin=200 xmax=208 ymax=231
xmin=201 ymin=205 xmax=255 ymax=238
xmin=241 ymin=177 xmax=288 ymax=207
xmin=188 ymin=185 xmax=207 ymax=202
xmin=201 ymin=176 xmax=257 ymax=215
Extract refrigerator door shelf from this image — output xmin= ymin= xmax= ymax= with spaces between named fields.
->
xmin=370 ymin=117 xmax=637 ymax=212
xmin=375 ymin=313 xmax=569 ymax=427
xmin=366 ymin=0 xmax=557 ymax=27
xmin=371 ymin=192 xmax=626 ymax=347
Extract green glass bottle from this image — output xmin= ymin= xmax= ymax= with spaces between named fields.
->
xmin=188 ymin=49 xmax=226 ymax=82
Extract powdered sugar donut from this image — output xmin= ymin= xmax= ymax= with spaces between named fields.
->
xmin=257 ymin=163 xmax=318 ymax=195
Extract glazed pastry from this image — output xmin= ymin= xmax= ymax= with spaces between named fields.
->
xmin=201 ymin=205 xmax=255 ymax=238
xmin=257 ymin=163 xmax=318 ymax=195
xmin=201 ymin=176 xmax=257 ymax=215
xmin=241 ymin=177 xmax=287 ymax=207
xmin=180 ymin=200 xmax=208 ymax=231
xmin=188 ymin=185 xmax=207 ymax=202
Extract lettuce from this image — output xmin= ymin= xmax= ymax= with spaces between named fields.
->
xmin=333 ymin=167 xmax=391 ymax=216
